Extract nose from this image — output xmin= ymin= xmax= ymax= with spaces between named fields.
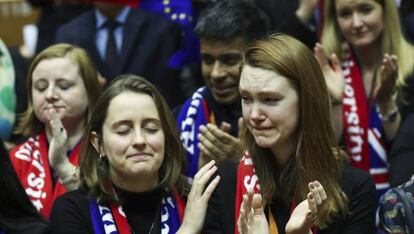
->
xmin=210 ymin=61 xmax=226 ymax=80
xmin=250 ymin=103 xmax=265 ymax=123
xmin=45 ymin=86 xmax=59 ymax=102
xmin=351 ymin=13 xmax=363 ymax=29
xmin=132 ymin=129 xmax=146 ymax=148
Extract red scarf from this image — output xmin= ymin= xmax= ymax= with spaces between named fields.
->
xmin=235 ymin=152 xmax=316 ymax=234
xmin=341 ymin=52 xmax=371 ymax=172
xmin=9 ymin=131 xmax=81 ymax=219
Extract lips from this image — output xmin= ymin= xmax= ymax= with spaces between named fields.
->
xmin=211 ymin=86 xmax=236 ymax=96
xmin=127 ymin=153 xmax=152 ymax=161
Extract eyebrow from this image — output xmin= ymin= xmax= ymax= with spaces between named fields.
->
xmin=111 ymin=118 xmax=161 ymax=129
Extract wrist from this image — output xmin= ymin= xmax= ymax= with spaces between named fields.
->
xmin=378 ymin=106 xmax=399 ymax=123
xmin=58 ymin=164 xmax=79 ymax=186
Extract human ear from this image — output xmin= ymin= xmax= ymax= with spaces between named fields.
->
xmin=90 ymin=131 xmax=103 ymax=154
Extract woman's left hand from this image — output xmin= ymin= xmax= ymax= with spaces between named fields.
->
xmin=285 ymin=181 xmax=327 ymax=234
xmin=178 ymin=160 xmax=220 ymax=234
xmin=375 ymin=54 xmax=398 ymax=105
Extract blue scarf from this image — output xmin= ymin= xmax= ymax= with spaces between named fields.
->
xmin=177 ymin=87 xmax=209 ymax=179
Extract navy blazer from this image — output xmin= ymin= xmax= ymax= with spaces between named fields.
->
xmin=55 ymin=8 xmax=185 ymax=108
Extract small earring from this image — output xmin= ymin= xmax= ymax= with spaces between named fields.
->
xmin=99 ymin=153 xmax=105 ymax=160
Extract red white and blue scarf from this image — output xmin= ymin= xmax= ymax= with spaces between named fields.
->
xmin=177 ymin=87 xmax=211 ymax=179
xmin=9 ymin=131 xmax=81 ymax=219
xmin=89 ymin=188 xmax=185 ymax=234
xmin=341 ymin=50 xmax=390 ymax=198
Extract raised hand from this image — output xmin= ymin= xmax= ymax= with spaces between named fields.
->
xmin=178 ymin=160 xmax=220 ymax=234
xmin=285 ymin=181 xmax=327 ymax=234
xmin=47 ymin=104 xmax=69 ymax=170
xmin=375 ymin=54 xmax=398 ymax=105
xmin=197 ymin=122 xmax=241 ymax=167
xmin=237 ymin=190 xmax=269 ymax=234
xmin=314 ymin=43 xmax=345 ymax=104
xmin=296 ymin=0 xmax=319 ymax=23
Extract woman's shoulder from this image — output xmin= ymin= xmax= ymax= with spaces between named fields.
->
xmin=51 ymin=189 xmax=90 ymax=216
xmin=339 ymin=162 xmax=377 ymax=204
xmin=50 ymin=189 xmax=93 ymax=233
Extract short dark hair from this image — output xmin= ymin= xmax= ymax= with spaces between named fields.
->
xmin=195 ymin=0 xmax=270 ymax=43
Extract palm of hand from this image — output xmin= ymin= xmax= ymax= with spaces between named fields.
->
xmin=285 ymin=200 xmax=312 ymax=234
xmin=314 ymin=43 xmax=345 ymax=103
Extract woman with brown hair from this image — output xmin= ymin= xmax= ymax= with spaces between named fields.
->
xmin=203 ymin=34 xmax=376 ymax=234
xmin=9 ymin=43 xmax=101 ymax=218
xmin=50 ymin=75 xmax=220 ymax=233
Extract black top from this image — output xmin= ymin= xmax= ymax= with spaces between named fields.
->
xmin=203 ymin=160 xmax=377 ymax=234
xmin=389 ymin=113 xmax=414 ymax=187
xmin=50 ymin=186 xmax=164 ymax=234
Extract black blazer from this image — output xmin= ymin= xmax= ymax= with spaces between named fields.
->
xmin=55 ymin=8 xmax=185 ymax=108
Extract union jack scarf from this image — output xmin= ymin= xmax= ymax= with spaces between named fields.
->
xmin=341 ymin=49 xmax=390 ymax=199
xmin=9 ymin=131 xmax=81 ymax=218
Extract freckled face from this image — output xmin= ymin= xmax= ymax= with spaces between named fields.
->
xmin=240 ymin=65 xmax=300 ymax=155
xmin=101 ymin=92 xmax=165 ymax=186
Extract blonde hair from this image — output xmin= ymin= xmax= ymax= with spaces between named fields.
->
xmin=321 ymin=0 xmax=414 ymax=89
xmin=15 ymin=44 xmax=101 ymax=136
xmin=241 ymin=34 xmax=348 ymax=227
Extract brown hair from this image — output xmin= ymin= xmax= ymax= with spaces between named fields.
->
xmin=241 ymin=34 xmax=348 ymax=227
xmin=321 ymin=0 xmax=414 ymax=89
xmin=15 ymin=43 xmax=101 ymax=136
xmin=79 ymin=74 xmax=188 ymax=203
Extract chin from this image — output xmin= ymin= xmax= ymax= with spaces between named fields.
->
xmin=253 ymin=136 xmax=275 ymax=149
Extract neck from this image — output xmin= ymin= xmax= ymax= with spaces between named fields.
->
xmin=45 ymin=118 xmax=86 ymax=150
xmin=112 ymin=173 xmax=159 ymax=193
xmin=270 ymin=134 xmax=299 ymax=167
xmin=353 ymin=40 xmax=382 ymax=71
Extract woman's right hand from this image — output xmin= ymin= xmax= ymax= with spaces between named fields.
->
xmin=314 ymin=43 xmax=345 ymax=104
xmin=285 ymin=181 xmax=327 ymax=234
xmin=177 ymin=160 xmax=220 ymax=234
xmin=237 ymin=190 xmax=269 ymax=234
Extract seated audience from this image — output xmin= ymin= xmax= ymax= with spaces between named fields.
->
xmin=9 ymin=44 xmax=101 ymax=218
xmin=203 ymin=34 xmax=377 ymax=234
xmin=50 ymin=75 xmax=220 ymax=233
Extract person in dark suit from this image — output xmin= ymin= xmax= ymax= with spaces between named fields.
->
xmin=55 ymin=3 xmax=185 ymax=108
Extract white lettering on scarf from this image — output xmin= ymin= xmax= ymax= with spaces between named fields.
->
xmin=161 ymin=197 xmax=171 ymax=234
xmin=99 ymin=205 xmax=117 ymax=234
xmin=15 ymin=136 xmax=47 ymax=211
xmin=343 ymin=61 xmax=363 ymax=162
xmin=180 ymin=88 xmax=204 ymax=154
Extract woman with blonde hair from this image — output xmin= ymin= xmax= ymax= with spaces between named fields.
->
xmin=316 ymin=0 xmax=414 ymax=198
xmin=203 ymin=34 xmax=376 ymax=234
xmin=9 ymin=43 xmax=101 ymax=218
